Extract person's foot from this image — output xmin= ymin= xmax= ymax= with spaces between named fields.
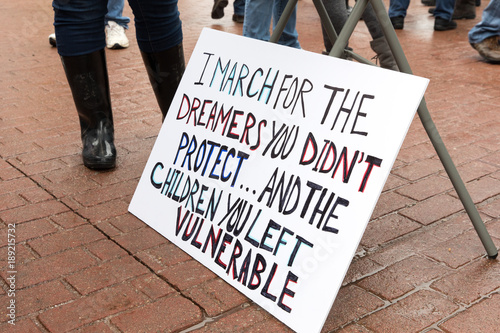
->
xmin=431 ymin=7 xmax=474 ymax=19
xmin=470 ymin=36 xmax=500 ymax=63
xmin=48 ymin=33 xmax=56 ymax=47
xmin=453 ymin=11 xmax=476 ymax=19
xmin=421 ymin=0 xmax=436 ymax=5
xmin=81 ymin=120 xmax=116 ymax=170
xmin=105 ymin=21 xmax=129 ymax=49
xmin=232 ymin=14 xmax=244 ymax=23
xmin=322 ymin=47 xmax=354 ymax=60
xmin=390 ymin=16 xmax=404 ymax=29
xmin=434 ymin=17 xmax=457 ymax=31
xmin=453 ymin=7 xmax=476 ymax=19
xmin=211 ymin=0 xmax=228 ymax=19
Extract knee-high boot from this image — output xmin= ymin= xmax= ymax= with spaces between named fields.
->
xmin=60 ymin=49 xmax=116 ymax=170
xmin=141 ymin=43 xmax=185 ymax=121
xmin=370 ymin=36 xmax=399 ymax=71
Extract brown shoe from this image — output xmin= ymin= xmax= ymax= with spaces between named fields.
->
xmin=452 ymin=0 xmax=476 ymax=19
xmin=470 ymin=36 xmax=500 ymax=63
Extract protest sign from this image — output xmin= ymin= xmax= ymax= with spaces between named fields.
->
xmin=129 ymin=28 xmax=428 ymax=333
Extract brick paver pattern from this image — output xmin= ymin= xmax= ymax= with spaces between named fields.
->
xmin=1 ymin=0 xmax=499 ymax=332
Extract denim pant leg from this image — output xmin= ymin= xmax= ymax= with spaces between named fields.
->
xmin=469 ymin=0 xmax=500 ymax=43
xmin=53 ymin=0 xmax=107 ymax=56
xmin=127 ymin=0 xmax=182 ymax=53
xmin=106 ymin=0 xmax=131 ymax=28
xmin=388 ymin=0 xmax=410 ymax=18
xmin=243 ymin=0 xmax=273 ymax=42
xmin=233 ymin=0 xmax=246 ymax=16
xmin=434 ymin=0 xmax=454 ymax=20
xmin=273 ymin=0 xmax=301 ymax=48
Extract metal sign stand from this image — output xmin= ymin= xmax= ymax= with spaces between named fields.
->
xmin=271 ymin=0 xmax=498 ymax=259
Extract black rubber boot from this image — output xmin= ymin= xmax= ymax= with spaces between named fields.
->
xmin=141 ymin=43 xmax=185 ymax=121
xmin=60 ymin=49 xmax=116 ymax=170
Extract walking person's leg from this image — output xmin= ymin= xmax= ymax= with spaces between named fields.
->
xmin=272 ymin=0 xmax=300 ymax=48
xmin=128 ymin=0 xmax=185 ymax=121
xmin=53 ymin=0 xmax=116 ymax=169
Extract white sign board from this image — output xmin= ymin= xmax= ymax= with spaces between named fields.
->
xmin=129 ymin=28 xmax=428 ymax=333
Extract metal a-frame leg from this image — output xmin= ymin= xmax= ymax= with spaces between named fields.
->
xmin=270 ymin=0 xmax=498 ymax=258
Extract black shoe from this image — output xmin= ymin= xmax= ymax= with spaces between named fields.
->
xmin=428 ymin=7 xmax=435 ymax=15
xmin=421 ymin=0 xmax=436 ymax=5
xmin=476 ymin=0 xmax=480 ymax=6
xmin=232 ymin=14 xmax=244 ymax=23
xmin=211 ymin=0 xmax=228 ymax=19
xmin=434 ymin=17 xmax=457 ymax=31
xmin=390 ymin=16 xmax=404 ymax=29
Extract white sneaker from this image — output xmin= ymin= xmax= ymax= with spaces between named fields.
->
xmin=105 ymin=21 xmax=129 ymax=49
xmin=49 ymin=33 xmax=56 ymax=47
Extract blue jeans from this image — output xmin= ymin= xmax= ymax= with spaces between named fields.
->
xmin=243 ymin=0 xmax=300 ymax=48
xmin=389 ymin=0 xmax=454 ymax=20
xmin=53 ymin=0 xmax=182 ymax=56
xmin=433 ymin=0 xmax=454 ymax=20
xmin=106 ymin=0 xmax=131 ymax=28
xmin=233 ymin=0 xmax=245 ymax=16
xmin=388 ymin=0 xmax=410 ymax=18
xmin=469 ymin=0 xmax=500 ymax=43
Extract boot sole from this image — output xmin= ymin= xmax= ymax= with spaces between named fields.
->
xmin=107 ymin=43 xmax=130 ymax=49
xmin=434 ymin=27 xmax=457 ymax=31
xmin=434 ymin=26 xmax=457 ymax=31
xmin=84 ymin=159 xmax=116 ymax=170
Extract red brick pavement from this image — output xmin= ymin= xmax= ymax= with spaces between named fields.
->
xmin=1 ymin=0 xmax=499 ymax=332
